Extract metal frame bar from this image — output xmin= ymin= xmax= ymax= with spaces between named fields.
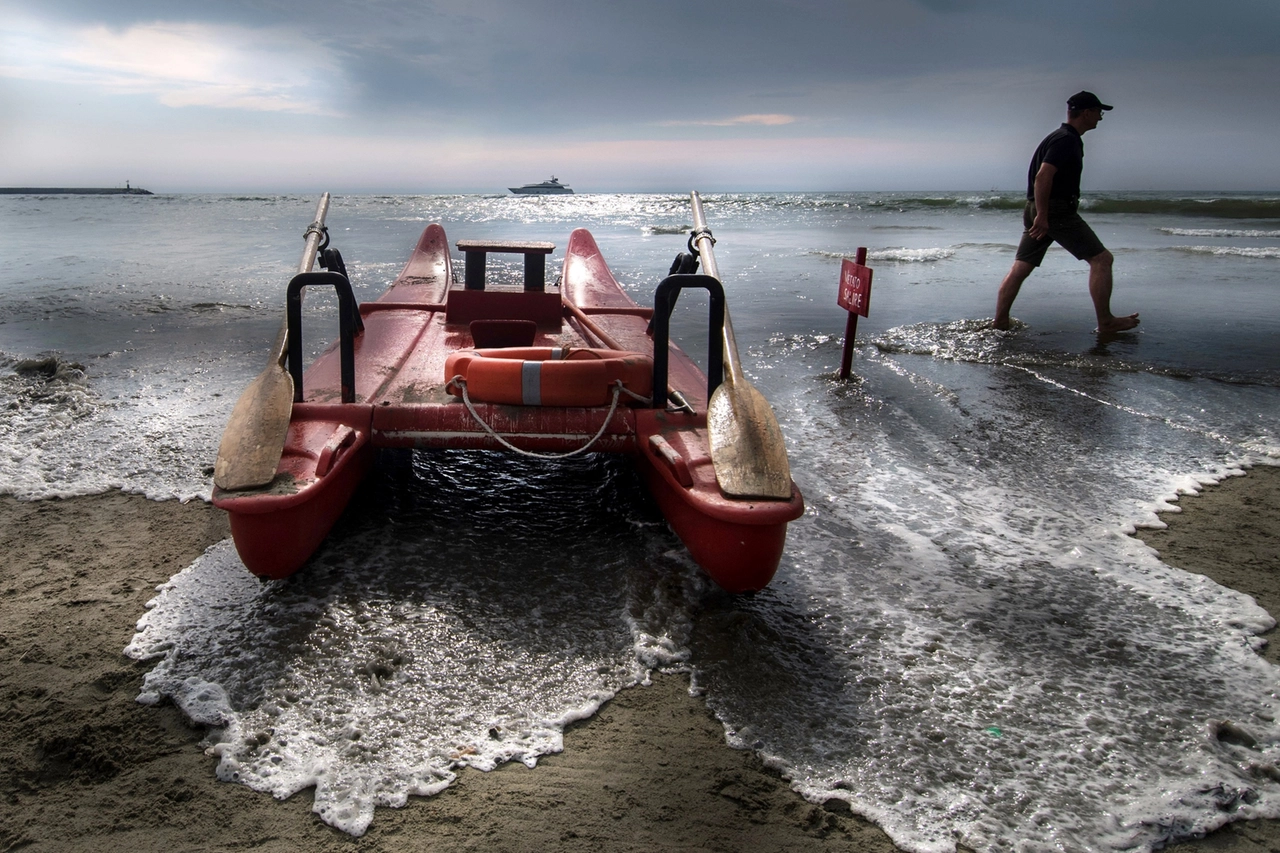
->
xmin=649 ymin=273 xmax=725 ymax=409
xmin=286 ymin=271 xmax=361 ymax=404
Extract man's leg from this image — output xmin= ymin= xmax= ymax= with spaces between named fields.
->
xmin=1086 ymin=250 xmax=1140 ymax=332
xmin=994 ymin=260 xmax=1035 ymax=330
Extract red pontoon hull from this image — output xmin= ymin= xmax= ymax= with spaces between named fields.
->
xmin=213 ymin=225 xmax=803 ymax=591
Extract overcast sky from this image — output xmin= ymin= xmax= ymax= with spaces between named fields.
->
xmin=2 ymin=0 xmax=1277 ymax=193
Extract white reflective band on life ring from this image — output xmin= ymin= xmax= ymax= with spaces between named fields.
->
xmin=521 ymin=361 xmax=542 ymax=405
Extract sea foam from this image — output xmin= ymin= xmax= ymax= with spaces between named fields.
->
xmin=125 ymin=452 xmax=700 ymax=836
xmin=1159 ymin=227 xmax=1280 ymax=238
xmin=1171 ymin=245 xmax=1280 ymax=259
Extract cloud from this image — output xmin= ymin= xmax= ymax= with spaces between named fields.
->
xmin=3 ymin=1 xmax=1278 ymax=191
xmin=0 ymin=16 xmax=345 ymax=114
xmin=660 ymin=114 xmax=799 ymax=128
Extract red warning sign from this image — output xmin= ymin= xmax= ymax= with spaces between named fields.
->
xmin=837 ymin=257 xmax=872 ymax=318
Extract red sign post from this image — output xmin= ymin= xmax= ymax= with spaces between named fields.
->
xmin=837 ymin=248 xmax=873 ymax=379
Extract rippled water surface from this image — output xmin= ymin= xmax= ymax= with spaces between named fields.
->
xmin=4 ymin=191 xmax=1280 ymax=850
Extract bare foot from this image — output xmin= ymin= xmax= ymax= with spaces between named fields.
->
xmin=992 ymin=316 xmax=1012 ymax=331
xmin=1098 ymin=312 xmax=1140 ymax=333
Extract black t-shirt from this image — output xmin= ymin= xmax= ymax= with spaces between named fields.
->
xmin=1026 ymin=124 xmax=1084 ymax=202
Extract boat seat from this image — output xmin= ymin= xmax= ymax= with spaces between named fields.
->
xmin=456 ymin=239 xmax=555 ymax=291
xmin=470 ymin=319 xmax=537 ymax=348
xmin=445 ymin=289 xmax=564 ymax=330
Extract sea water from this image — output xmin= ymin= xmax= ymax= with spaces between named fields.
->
xmin=3 ymin=191 xmax=1280 ymax=849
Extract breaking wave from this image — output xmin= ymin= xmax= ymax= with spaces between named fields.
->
xmin=1169 ymin=246 xmax=1280 ymax=259
xmin=1159 ymin=228 xmax=1280 ymax=238
xmin=1082 ymin=196 xmax=1280 ymax=219
xmin=861 ymin=195 xmax=1026 ymax=212
xmin=809 ymin=247 xmax=957 ymax=263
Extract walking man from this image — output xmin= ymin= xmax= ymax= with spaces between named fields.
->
xmin=993 ymin=91 xmax=1139 ymax=333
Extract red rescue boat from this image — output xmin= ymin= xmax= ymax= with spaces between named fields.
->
xmin=212 ymin=195 xmax=803 ymax=593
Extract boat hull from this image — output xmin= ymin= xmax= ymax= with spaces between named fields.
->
xmin=633 ymin=409 xmax=799 ymax=592
xmin=215 ymin=403 xmax=375 ymax=578
xmin=223 ymin=444 xmax=375 ymax=579
xmin=509 ymin=178 xmax=573 ymax=194
xmin=213 ymin=223 xmax=803 ymax=590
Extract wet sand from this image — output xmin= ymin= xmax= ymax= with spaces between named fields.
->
xmin=1 ymin=465 xmax=1278 ymax=851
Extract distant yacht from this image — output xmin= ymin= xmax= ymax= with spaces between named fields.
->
xmin=509 ymin=176 xmax=573 ymax=195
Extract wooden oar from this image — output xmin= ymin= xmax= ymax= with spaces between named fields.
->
xmin=213 ymin=193 xmax=331 ymax=491
xmin=689 ymin=191 xmax=793 ymax=499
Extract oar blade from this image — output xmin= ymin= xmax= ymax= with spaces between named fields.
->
xmin=213 ymin=366 xmax=294 ymax=491
xmin=708 ymin=377 xmax=794 ymax=499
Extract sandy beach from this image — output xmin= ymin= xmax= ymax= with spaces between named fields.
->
xmin=2 ymin=465 xmax=1278 ymax=852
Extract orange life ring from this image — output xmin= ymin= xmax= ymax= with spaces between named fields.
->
xmin=445 ymin=347 xmax=653 ymax=407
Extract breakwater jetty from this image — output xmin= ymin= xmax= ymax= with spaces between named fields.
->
xmin=1 ymin=186 xmax=153 ymax=195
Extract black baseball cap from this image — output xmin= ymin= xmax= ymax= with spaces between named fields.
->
xmin=1068 ymin=91 xmax=1113 ymax=111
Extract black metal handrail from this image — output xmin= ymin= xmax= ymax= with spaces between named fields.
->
xmin=286 ymin=271 xmax=362 ymax=404
xmin=650 ymin=273 xmax=725 ymax=409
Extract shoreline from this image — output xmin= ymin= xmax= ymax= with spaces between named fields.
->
xmin=0 ymin=466 xmax=1277 ymax=851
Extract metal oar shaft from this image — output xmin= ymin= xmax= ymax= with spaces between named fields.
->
xmin=299 ymin=193 xmax=331 ymax=273
xmin=689 ymin=191 xmax=742 ymax=382
xmin=687 ymin=190 xmax=793 ymax=499
xmin=269 ymin=192 xmax=332 ymax=366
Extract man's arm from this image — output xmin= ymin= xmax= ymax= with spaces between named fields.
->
xmin=1029 ymin=162 xmax=1056 ymax=239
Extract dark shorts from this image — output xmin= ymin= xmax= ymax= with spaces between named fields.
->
xmin=1014 ymin=200 xmax=1107 ymax=267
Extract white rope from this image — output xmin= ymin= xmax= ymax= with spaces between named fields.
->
xmin=451 ymin=377 xmax=651 ymax=459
